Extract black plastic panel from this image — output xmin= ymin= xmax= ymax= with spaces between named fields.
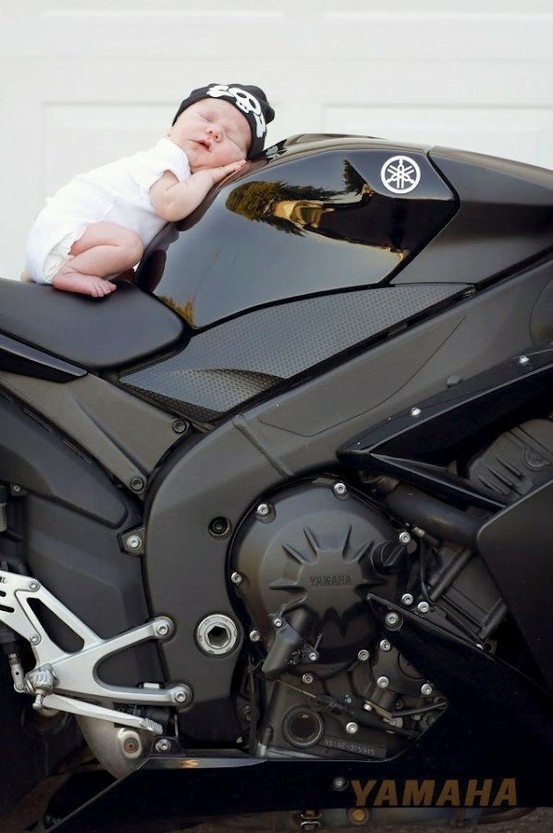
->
xmin=395 ymin=147 xmax=553 ymax=285
xmin=136 ymin=135 xmax=457 ymax=328
xmin=0 ymin=278 xmax=185 ymax=370
xmin=0 ymin=332 xmax=86 ymax=381
xmin=120 ymin=283 xmax=464 ymax=422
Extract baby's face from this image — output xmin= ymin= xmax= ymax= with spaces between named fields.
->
xmin=170 ymin=99 xmax=250 ymax=170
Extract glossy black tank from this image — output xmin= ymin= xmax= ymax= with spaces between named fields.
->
xmin=135 ymin=134 xmax=553 ymax=331
xmin=135 ymin=134 xmax=457 ymax=329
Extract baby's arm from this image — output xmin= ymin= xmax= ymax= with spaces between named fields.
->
xmin=150 ymin=162 xmax=245 ymax=222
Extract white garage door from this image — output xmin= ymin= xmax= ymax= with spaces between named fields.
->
xmin=1 ymin=0 xmax=552 ymax=279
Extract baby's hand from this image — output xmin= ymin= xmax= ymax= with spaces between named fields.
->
xmin=210 ymin=159 xmax=246 ymax=184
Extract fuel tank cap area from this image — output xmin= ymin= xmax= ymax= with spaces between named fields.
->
xmin=135 ymin=134 xmax=457 ymax=329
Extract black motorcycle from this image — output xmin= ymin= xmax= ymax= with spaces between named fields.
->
xmin=1 ymin=133 xmax=553 ymax=832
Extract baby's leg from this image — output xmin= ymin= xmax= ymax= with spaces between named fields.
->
xmin=52 ymin=222 xmax=144 ymax=298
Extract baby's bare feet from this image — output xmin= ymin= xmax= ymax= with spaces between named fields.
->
xmin=52 ymin=270 xmax=117 ymax=298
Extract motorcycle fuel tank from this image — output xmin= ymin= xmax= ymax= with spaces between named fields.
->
xmin=135 ymin=134 xmax=458 ymax=329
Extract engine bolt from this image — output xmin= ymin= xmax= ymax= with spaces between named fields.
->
xmin=357 ymin=649 xmax=369 ymax=662
xmin=154 ymin=620 xmax=171 ymax=637
xmin=28 ymin=581 xmax=40 ymax=592
xmin=273 ymin=617 xmax=283 ymax=628
xmin=421 ymin=683 xmax=434 ymax=696
xmin=332 ymin=776 xmax=348 ymax=791
xmin=126 ymin=535 xmax=142 ymax=550
xmin=256 ymin=503 xmax=271 ymax=518
xmin=332 ymin=482 xmax=348 ymax=497
xmin=171 ymin=419 xmax=188 ymax=434
xmin=308 ymin=650 xmax=319 ymax=662
xmin=302 ymin=673 xmax=314 ymax=685
xmin=398 ymin=531 xmax=411 ymax=545
xmin=410 ymin=407 xmax=422 ymax=418
xmin=122 ymin=736 xmax=140 ymax=755
xmin=346 ymin=722 xmax=359 ymax=734
xmin=172 ymin=686 xmax=191 ymax=705
xmin=30 ymin=634 xmax=40 ymax=645
xmin=401 ymin=593 xmax=414 ymax=606
xmin=379 ymin=639 xmax=391 ymax=652
xmin=385 ymin=612 xmax=400 ymax=628
xmin=249 ymin=629 xmax=261 ymax=642
xmin=376 ymin=676 xmax=390 ymax=689
xmin=417 ymin=601 xmax=430 ymax=614
xmin=230 ymin=572 xmax=243 ymax=585
xmin=155 ymin=738 xmax=171 ymax=753
xmin=518 ymin=355 xmax=530 ymax=366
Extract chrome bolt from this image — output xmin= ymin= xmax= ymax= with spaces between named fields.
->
xmin=332 ymin=776 xmax=348 ymax=791
xmin=518 ymin=355 xmax=530 ymax=366
xmin=249 ymin=629 xmax=261 ymax=642
xmin=417 ymin=601 xmax=430 ymax=614
xmin=401 ymin=593 xmax=414 ymax=606
xmin=155 ymin=620 xmax=171 ymax=637
xmin=171 ymin=419 xmax=187 ymax=434
xmin=376 ymin=676 xmax=390 ymax=689
xmin=332 ymin=482 xmax=348 ymax=497
xmin=155 ymin=738 xmax=171 ymax=753
xmin=126 ymin=535 xmax=142 ymax=550
xmin=385 ymin=612 xmax=400 ymax=627
xmin=379 ymin=639 xmax=391 ymax=652
xmin=308 ymin=650 xmax=319 ymax=662
xmin=410 ymin=407 xmax=422 ymax=418
xmin=421 ymin=683 xmax=434 ymax=696
xmin=273 ymin=617 xmax=283 ymax=628
xmin=129 ymin=476 xmax=145 ymax=492
xmin=11 ymin=484 xmax=22 ymax=494
xmin=412 ymin=527 xmax=426 ymax=538
xmin=30 ymin=635 xmax=40 ymax=645
xmin=398 ymin=531 xmax=411 ymax=545
xmin=172 ymin=686 xmax=191 ymax=705
xmin=357 ymin=649 xmax=369 ymax=662
xmin=256 ymin=503 xmax=270 ymax=517
xmin=230 ymin=572 xmax=243 ymax=585
xmin=302 ymin=673 xmax=314 ymax=685
xmin=346 ymin=722 xmax=359 ymax=734
xmin=28 ymin=581 xmax=40 ymax=592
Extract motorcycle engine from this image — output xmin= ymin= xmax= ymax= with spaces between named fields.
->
xmin=230 ymin=479 xmax=440 ymax=760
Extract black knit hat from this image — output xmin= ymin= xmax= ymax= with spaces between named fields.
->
xmin=172 ymin=83 xmax=275 ymax=159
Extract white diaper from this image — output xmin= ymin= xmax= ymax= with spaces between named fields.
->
xmin=41 ymin=227 xmax=87 ymax=283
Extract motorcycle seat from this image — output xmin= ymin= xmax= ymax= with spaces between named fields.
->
xmin=0 ymin=277 xmax=185 ymax=370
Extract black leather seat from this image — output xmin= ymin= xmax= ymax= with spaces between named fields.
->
xmin=0 ymin=278 xmax=185 ymax=370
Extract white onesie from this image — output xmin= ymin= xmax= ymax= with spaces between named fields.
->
xmin=25 ymin=137 xmax=191 ymax=283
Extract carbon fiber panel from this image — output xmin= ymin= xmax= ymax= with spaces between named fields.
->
xmin=119 ymin=285 xmax=464 ymax=421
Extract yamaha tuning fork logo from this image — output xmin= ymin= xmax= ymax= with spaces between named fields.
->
xmin=381 ymin=155 xmax=421 ymax=194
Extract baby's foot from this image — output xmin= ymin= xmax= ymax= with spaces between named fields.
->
xmin=52 ymin=270 xmax=117 ymax=298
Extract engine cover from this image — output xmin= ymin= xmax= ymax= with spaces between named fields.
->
xmin=230 ymin=480 xmax=405 ymax=674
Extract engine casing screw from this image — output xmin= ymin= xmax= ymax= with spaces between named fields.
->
xmin=385 ymin=611 xmax=400 ymax=628
xmin=357 ymin=649 xmax=369 ymax=662
xmin=518 ymin=355 xmax=530 ymax=366
xmin=172 ymin=686 xmax=191 ymax=705
xmin=126 ymin=535 xmax=142 ymax=550
xmin=28 ymin=581 xmax=40 ymax=592
xmin=401 ymin=593 xmax=414 ymax=606
xmin=249 ymin=629 xmax=261 ymax=642
xmin=129 ymin=476 xmax=145 ymax=493
xmin=256 ymin=503 xmax=271 ymax=518
xmin=346 ymin=722 xmax=359 ymax=734
xmin=30 ymin=635 xmax=40 ymax=645
xmin=155 ymin=738 xmax=171 ymax=753
xmin=230 ymin=572 xmax=243 ymax=585
xmin=302 ymin=673 xmax=314 ymax=685
xmin=379 ymin=639 xmax=391 ymax=652
xmin=308 ymin=650 xmax=319 ymax=662
xmin=421 ymin=683 xmax=434 ymax=696
xmin=273 ymin=617 xmax=283 ymax=628
xmin=398 ymin=531 xmax=411 ymax=545
xmin=332 ymin=482 xmax=348 ymax=497
xmin=417 ymin=601 xmax=430 ymax=614
xmin=171 ymin=419 xmax=188 ymax=434
xmin=376 ymin=676 xmax=390 ymax=689
xmin=410 ymin=406 xmax=422 ymax=418
xmin=332 ymin=776 xmax=348 ymax=791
